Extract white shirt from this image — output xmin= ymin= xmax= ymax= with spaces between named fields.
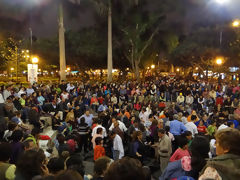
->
xmin=26 ymin=88 xmax=34 ymax=96
xmin=92 ymin=125 xmax=107 ymax=137
xmin=3 ymin=90 xmax=11 ymax=101
xmin=0 ymin=93 xmax=4 ymax=103
xmin=218 ymin=124 xmax=228 ymax=131
xmin=139 ymin=111 xmax=149 ymax=123
xmin=109 ymin=120 xmax=127 ymax=132
xmin=113 ymin=134 xmax=124 ymax=159
xmin=185 ymin=122 xmax=198 ymax=137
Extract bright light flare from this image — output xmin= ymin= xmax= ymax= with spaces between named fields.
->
xmin=232 ymin=20 xmax=240 ymax=27
xmin=215 ymin=0 xmax=229 ymax=4
xmin=32 ymin=57 xmax=39 ymax=64
xmin=216 ymin=58 xmax=223 ymax=65
xmin=151 ymin=64 xmax=155 ymax=69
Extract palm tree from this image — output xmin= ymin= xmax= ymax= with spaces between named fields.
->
xmin=91 ymin=0 xmax=113 ymax=82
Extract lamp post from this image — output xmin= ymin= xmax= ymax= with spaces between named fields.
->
xmin=10 ymin=67 xmax=14 ymax=81
xmin=232 ymin=19 xmax=240 ymax=82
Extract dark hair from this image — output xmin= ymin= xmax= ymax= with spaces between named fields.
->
xmin=191 ymin=115 xmax=197 ymax=121
xmin=80 ymin=117 xmax=85 ymax=124
xmin=55 ymin=170 xmax=83 ymax=180
xmin=148 ymin=114 xmax=153 ymax=119
xmin=66 ymin=154 xmax=85 ymax=177
xmin=178 ymin=136 xmax=189 ymax=148
xmin=95 ymin=137 xmax=103 ymax=145
xmin=158 ymin=128 xmax=165 ymax=134
xmin=57 ymin=134 xmax=65 ymax=144
xmin=47 ymin=157 xmax=65 ymax=174
xmin=96 ymin=128 xmax=103 ymax=134
xmin=182 ymin=131 xmax=192 ymax=137
xmin=31 ymin=127 xmax=41 ymax=137
xmin=0 ymin=142 xmax=12 ymax=161
xmin=93 ymin=156 xmax=111 ymax=178
xmin=189 ymin=136 xmax=210 ymax=177
xmin=10 ymin=130 xmax=23 ymax=142
xmin=227 ymin=121 xmax=234 ymax=127
xmin=104 ymin=157 xmax=145 ymax=180
xmin=15 ymin=150 xmax=46 ymax=180
xmin=23 ymin=139 xmax=34 ymax=149
xmin=165 ymin=126 xmax=170 ymax=134
xmin=8 ymin=122 xmax=17 ymax=131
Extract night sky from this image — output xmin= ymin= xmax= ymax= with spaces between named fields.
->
xmin=0 ymin=0 xmax=240 ymax=38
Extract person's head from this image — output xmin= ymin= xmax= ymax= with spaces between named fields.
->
xmin=191 ymin=115 xmax=197 ymax=122
xmin=0 ymin=142 xmax=12 ymax=162
xmin=66 ymin=155 xmax=85 ymax=177
xmin=8 ymin=122 xmax=18 ymax=131
xmin=111 ymin=117 xmax=117 ymax=124
xmin=173 ymin=114 xmax=179 ymax=120
xmin=31 ymin=127 xmax=41 ymax=139
xmin=133 ymin=120 xmax=138 ymax=127
xmin=215 ymin=128 xmax=240 ymax=156
xmin=132 ymin=131 xmax=142 ymax=141
xmin=109 ymin=131 xmax=117 ymax=139
xmin=85 ymin=110 xmax=90 ymax=116
xmin=227 ymin=121 xmax=234 ymax=128
xmin=151 ymin=119 xmax=158 ymax=126
xmin=95 ymin=137 xmax=103 ymax=146
xmin=104 ymin=157 xmax=145 ymax=180
xmin=189 ymin=136 xmax=210 ymax=173
xmin=16 ymin=149 xmax=47 ymax=180
xmin=15 ymin=111 xmax=21 ymax=118
xmin=96 ymin=127 xmax=103 ymax=135
xmin=178 ymin=136 xmax=189 ymax=150
xmin=47 ymin=157 xmax=65 ymax=175
xmin=158 ymin=129 xmax=165 ymax=138
xmin=113 ymin=121 xmax=119 ymax=128
xmin=57 ymin=134 xmax=65 ymax=144
xmin=94 ymin=156 xmax=111 ymax=178
xmin=182 ymin=131 xmax=193 ymax=140
xmin=80 ymin=117 xmax=85 ymax=124
xmin=199 ymin=120 xmax=205 ymax=126
xmin=10 ymin=129 xmax=23 ymax=142
xmin=23 ymin=139 xmax=36 ymax=151
xmin=55 ymin=170 xmax=83 ymax=180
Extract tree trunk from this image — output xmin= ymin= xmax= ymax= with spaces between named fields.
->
xmin=59 ymin=2 xmax=66 ymax=81
xmin=134 ymin=60 xmax=140 ymax=82
xmin=107 ymin=1 xmax=113 ymax=82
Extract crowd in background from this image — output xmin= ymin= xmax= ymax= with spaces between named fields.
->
xmin=0 ymin=77 xmax=240 ymax=180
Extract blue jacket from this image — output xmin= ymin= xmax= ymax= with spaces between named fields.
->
xmin=159 ymin=160 xmax=186 ymax=180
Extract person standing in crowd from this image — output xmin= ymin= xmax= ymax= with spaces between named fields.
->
xmin=92 ymin=156 xmax=111 ymax=180
xmin=110 ymin=131 xmax=124 ymax=160
xmin=94 ymin=137 xmax=105 ymax=161
xmin=154 ymin=129 xmax=172 ymax=173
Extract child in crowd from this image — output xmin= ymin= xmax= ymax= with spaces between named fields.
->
xmin=170 ymin=136 xmax=190 ymax=162
xmin=94 ymin=137 xmax=105 ymax=161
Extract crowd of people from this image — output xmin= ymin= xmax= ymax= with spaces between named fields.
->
xmin=0 ymin=77 xmax=240 ymax=180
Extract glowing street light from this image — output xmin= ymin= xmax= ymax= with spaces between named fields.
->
xmin=195 ymin=67 xmax=199 ymax=70
xmin=176 ymin=68 xmax=180 ymax=72
xmin=215 ymin=0 xmax=229 ymax=4
xmin=151 ymin=64 xmax=155 ymax=69
xmin=232 ymin=20 xmax=240 ymax=28
xmin=216 ymin=58 xmax=223 ymax=65
xmin=32 ymin=57 xmax=39 ymax=64
xmin=10 ymin=67 xmax=14 ymax=71
xmin=67 ymin=67 xmax=71 ymax=71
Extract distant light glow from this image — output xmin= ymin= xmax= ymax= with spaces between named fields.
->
xmin=215 ymin=0 xmax=229 ymax=4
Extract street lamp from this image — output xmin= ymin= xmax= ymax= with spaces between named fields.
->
xmin=67 ymin=67 xmax=71 ymax=71
xmin=232 ymin=20 xmax=240 ymax=28
xmin=151 ymin=64 xmax=155 ymax=69
xmin=32 ymin=57 xmax=39 ymax=64
xmin=176 ymin=68 xmax=180 ymax=72
xmin=10 ymin=67 xmax=14 ymax=81
xmin=216 ymin=58 xmax=223 ymax=65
